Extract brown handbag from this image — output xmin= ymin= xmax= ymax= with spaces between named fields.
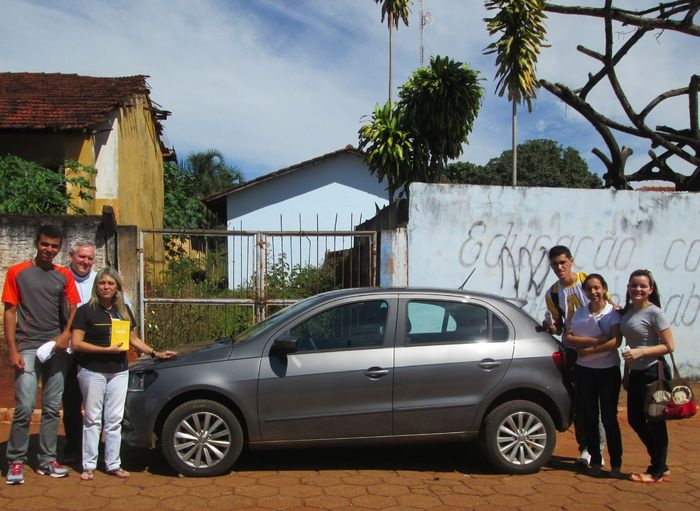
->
xmin=645 ymin=352 xmax=697 ymax=421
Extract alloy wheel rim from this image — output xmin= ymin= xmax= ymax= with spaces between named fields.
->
xmin=173 ymin=411 xmax=231 ymax=468
xmin=496 ymin=411 xmax=547 ymax=465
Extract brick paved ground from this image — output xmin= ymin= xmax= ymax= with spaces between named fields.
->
xmin=0 ymin=394 xmax=698 ymax=510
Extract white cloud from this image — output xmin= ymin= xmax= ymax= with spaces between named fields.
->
xmin=1 ymin=0 xmax=695 ymax=180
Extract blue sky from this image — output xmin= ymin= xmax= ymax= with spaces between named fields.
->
xmin=1 ymin=0 xmax=695 ymax=181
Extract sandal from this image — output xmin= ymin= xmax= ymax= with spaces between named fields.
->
xmin=80 ymin=470 xmax=94 ymax=481
xmin=629 ymin=472 xmax=664 ymax=483
xmin=108 ymin=467 xmax=130 ymax=479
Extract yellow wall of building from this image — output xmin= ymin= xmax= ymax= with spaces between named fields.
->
xmin=63 ymin=94 xmax=164 ymax=229
xmin=112 ymin=94 xmax=164 ymax=230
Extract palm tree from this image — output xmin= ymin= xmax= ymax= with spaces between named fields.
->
xmin=372 ymin=0 xmax=413 ymax=103
xmin=183 ymin=149 xmax=243 ymax=198
xmin=483 ymin=0 xmax=548 ymax=186
xmin=358 ymin=101 xmax=412 ymax=201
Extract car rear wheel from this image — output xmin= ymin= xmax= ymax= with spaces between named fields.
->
xmin=480 ymin=400 xmax=555 ymax=474
xmin=161 ymin=399 xmax=243 ymax=477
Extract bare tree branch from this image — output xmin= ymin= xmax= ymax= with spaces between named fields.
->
xmin=544 ymin=1 xmax=700 ymax=36
xmin=538 ymin=1 xmax=700 ymax=190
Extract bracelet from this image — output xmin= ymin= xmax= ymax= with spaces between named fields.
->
xmin=150 ymin=350 xmax=157 ymax=359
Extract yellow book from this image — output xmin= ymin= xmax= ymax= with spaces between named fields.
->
xmin=110 ymin=319 xmax=131 ymax=351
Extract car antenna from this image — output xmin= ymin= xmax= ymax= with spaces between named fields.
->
xmin=459 ymin=268 xmax=476 ymax=290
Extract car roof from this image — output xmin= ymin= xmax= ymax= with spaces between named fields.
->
xmin=313 ymin=287 xmax=527 ymax=308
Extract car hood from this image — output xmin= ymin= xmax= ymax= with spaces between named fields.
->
xmin=129 ymin=338 xmax=234 ymax=371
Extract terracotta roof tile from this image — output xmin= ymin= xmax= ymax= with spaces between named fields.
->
xmin=0 ymin=72 xmax=154 ymax=130
xmin=637 ymin=186 xmax=677 ymax=192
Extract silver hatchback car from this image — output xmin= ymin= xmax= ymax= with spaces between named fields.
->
xmin=123 ymin=288 xmax=571 ymax=477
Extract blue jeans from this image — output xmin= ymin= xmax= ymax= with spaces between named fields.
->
xmin=6 ymin=349 xmax=67 ymax=465
xmin=77 ymin=366 xmax=128 ymax=472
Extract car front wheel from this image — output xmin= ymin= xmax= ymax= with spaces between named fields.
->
xmin=480 ymin=400 xmax=556 ymax=474
xmin=161 ymin=399 xmax=243 ymax=477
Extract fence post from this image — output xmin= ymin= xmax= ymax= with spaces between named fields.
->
xmin=255 ymin=232 xmax=267 ymax=323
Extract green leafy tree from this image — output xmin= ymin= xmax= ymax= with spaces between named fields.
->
xmin=442 ymin=139 xmax=603 ymax=188
xmin=0 ymin=155 xmax=96 ymax=214
xmin=436 ymin=161 xmax=483 ymax=184
xmin=164 ymin=150 xmax=244 ymax=230
xmin=163 ymin=161 xmax=207 ymax=229
xmin=484 ymin=0 xmax=549 ymax=186
xmin=399 ymin=56 xmax=483 ymax=181
xmin=359 ymin=56 xmax=483 ymax=199
xmin=183 ymin=149 xmax=243 ymax=199
xmin=372 ymin=0 xmax=413 ymax=102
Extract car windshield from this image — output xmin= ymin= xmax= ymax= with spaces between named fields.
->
xmin=231 ymin=293 xmax=329 ymax=344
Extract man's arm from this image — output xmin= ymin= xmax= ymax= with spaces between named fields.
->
xmin=54 ymin=303 xmax=77 ymax=350
xmin=4 ymin=304 xmax=24 ymax=370
xmin=543 ymin=293 xmax=563 ymax=334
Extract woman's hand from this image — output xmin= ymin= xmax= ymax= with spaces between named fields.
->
xmin=153 ymin=350 xmax=178 ymax=360
xmin=622 ymin=347 xmax=645 ymax=361
xmin=104 ymin=343 xmax=125 ymax=353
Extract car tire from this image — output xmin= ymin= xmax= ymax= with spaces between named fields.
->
xmin=161 ymin=399 xmax=243 ymax=477
xmin=480 ymin=400 xmax=556 ymax=474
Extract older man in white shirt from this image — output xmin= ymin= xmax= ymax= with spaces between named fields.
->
xmin=62 ymin=241 xmax=96 ymax=463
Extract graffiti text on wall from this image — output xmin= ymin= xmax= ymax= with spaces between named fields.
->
xmin=458 ymin=220 xmax=699 ymax=327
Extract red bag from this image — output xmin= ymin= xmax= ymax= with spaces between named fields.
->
xmin=645 ymin=352 xmax=697 ymax=421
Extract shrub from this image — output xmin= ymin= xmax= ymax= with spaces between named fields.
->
xmin=0 ymin=155 xmax=96 ymax=214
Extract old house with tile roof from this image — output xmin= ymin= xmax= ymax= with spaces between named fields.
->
xmin=0 ymin=72 xmax=172 ymax=229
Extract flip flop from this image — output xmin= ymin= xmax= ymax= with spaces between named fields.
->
xmin=108 ymin=468 xmax=130 ymax=479
xmin=629 ymin=472 xmax=664 ymax=483
xmin=80 ymin=470 xmax=94 ymax=481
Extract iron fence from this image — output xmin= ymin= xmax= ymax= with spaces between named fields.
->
xmin=139 ymin=228 xmax=376 ymax=348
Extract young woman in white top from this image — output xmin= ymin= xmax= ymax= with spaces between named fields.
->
xmin=566 ymin=273 xmax=622 ymax=478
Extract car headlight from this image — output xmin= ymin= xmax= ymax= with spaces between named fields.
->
xmin=128 ymin=370 xmax=158 ymax=391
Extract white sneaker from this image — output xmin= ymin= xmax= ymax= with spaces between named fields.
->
xmin=576 ymin=449 xmax=591 ymax=467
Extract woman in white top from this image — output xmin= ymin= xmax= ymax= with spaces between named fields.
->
xmin=567 ymin=273 xmax=622 ymax=477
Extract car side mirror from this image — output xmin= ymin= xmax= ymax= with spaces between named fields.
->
xmin=273 ymin=333 xmax=298 ymax=355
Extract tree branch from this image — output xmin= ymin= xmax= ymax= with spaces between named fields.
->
xmin=544 ymin=1 xmax=700 ymax=36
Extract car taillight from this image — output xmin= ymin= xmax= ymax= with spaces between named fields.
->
xmin=552 ymin=350 xmax=566 ymax=373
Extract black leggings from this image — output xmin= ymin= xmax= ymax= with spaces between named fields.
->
xmin=575 ymin=365 xmax=622 ymax=467
xmin=627 ymin=362 xmax=670 ymax=477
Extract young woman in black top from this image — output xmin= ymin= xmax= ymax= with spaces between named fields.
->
xmin=71 ymin=267 xmax=177 ymax=481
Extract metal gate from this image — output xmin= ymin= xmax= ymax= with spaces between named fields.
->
xmin=138 ymin=228 xmax=376 ymax=347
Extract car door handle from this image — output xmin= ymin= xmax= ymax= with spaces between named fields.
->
xmin=477 ymin=359 xmax=501 ymax=370
xmin=364 ymin=367 xmax=390 ymax=379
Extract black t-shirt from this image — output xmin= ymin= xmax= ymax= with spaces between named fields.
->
xmin=72 ymin=302 xmax=136 ymax=373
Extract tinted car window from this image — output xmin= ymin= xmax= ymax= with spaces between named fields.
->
xmin=406 ymin=300 xmax=504 ymax=344
xmin=492 ymin=314 xmax=509 ymax=341
xmin=290 ymin=300 xmax=388 ymax=352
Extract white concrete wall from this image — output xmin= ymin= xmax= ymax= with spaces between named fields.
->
xmin=406 ymin=183 xmax=700 ymax=376
xmin=94 ymin=114 xmax=119 ymax=200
